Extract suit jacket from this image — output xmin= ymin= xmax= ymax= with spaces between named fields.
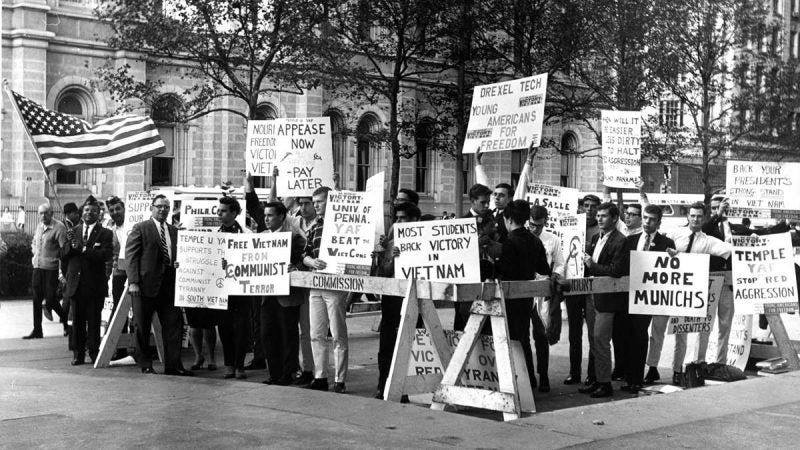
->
xmin=626 ymin=232 xmax=675 ymax=254
xmin=495 ymin=227 xmax=551 ymax=281
xmin=126 ymin=219 xmax=179 ymax=298
xmin=64 ymin=222 xmax=113 ymax=298
xmin=586 ymin=228 xmax=629 ymax=313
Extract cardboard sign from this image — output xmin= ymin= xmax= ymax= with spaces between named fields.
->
xmin=668 ymin=273 xmax=725 ymax=334
xmin=525 ymin=183 xmax=579 ymax=235
xmin=175 ymin=231 xmax=228 ymax=310
xmin=408 ymin=328 xmax=534 ymax=412
xmin=732 ymin=232 xmax=798 ymax=314
xmin=601 ymin=110 xmax=642 ymax=189
xmin=179 ymin=198 xmax=247 ymax=232
xmin=121 ymin=191 xmax=154 ymax=259
xmin=223 ymin=232 xmax=291 ymax=296
xmin=463 ymin=74 xmax=548 ymax=153
xmin=726 ymin=161 xmax=800 ymax=212
xmin=560 ymin=214 xmax=585 ymax=279
xmin=628 ymin=251 xmax=710 ymax=317
xmin=317 ymin=190 xmax=378 ymax=275
xmin=707 ymin=313 xmax=752 ymax=371
xmin=393 ymin=218 xmax=480 ymax=283
xmin=365 ymin=171 xmax=386 ymax=239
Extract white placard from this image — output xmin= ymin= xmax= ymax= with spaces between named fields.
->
xmin=731 ymin=232 xmax=798 ymax=314
xmin=463 ymin=74 xmax=548 ymax=153
xmin=393 ymin=218 xmax=480 ymax=283
xmin=601 ymin=110 xmax=641 ymax=189
xmin=726 ymin=161 xmax=800 ymax=211
xmin=526 ymin=183 xmax=579 ymax=236
xmin=365 ymin=171 xmax=386 ymax=239
xmin=179 ymin=198 xmax=247 ymax=232
xmin=121 ymin=191 xmax=153 ymax=259
xmin=628 ymin=251 xmax=709 ymax=317
xmin=560 ymin=214 xmax=586 ymax=279
xmin=175 ymin=231 xmax=228 ymax=310
xmin=668 ymin=273 xmax=725 ymax=334
xmin=223 ymin=232 xmax=292 ymax=296
xmin=707 ymin=313 xmax=752 ymax=371
xmin=317 ymin=190 xmax=378 ymax=275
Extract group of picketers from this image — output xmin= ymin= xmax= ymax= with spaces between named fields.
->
xmin=19 ymin=148 xmax=799 ymax=400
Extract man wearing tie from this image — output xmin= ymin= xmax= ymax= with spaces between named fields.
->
xmin=622 ymin=205 xmax=675 ymax=392
xmin=63 ymin=197 xmax=113 ymax=365
xmin=126 ymin=195 xmax=192 ymax=376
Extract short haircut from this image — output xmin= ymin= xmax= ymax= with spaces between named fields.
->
xmin=597 ymin=201 xmax=619 ymax=219
xmin=495 ymin=183 xmax=512 ymax=193
xmin=530 ymin=204 xmax=549 ymax=221
xmin=582 ymin=194 xmax=601 ymax=205
xmin=502 ymin=199 xmax=531 ymax=225
xmin=689 ymin=201 xmax=707 ymax=215
xmin=264 ymin=201 xmax=287 ymax=217
xmin=468 ymin=183 xmax=492 ymax=201
xmin=312 ymin=186 xmax=332 ymax=198
xmin=398 ymin=188 xmax=419 ymax=205
xmin=643 ymin=204 xmax=663 ymax=220
xmin=627 ymin=203 xmax=642 ymax=212
xmin=296 ymin=196 xmax=312 ymax=203
xmin=64 ymin=203 xmax=79 ymax=215
xmin=151 ymin=194 xmax=168 ymax=206
xmin=394 ymin=202 xmax=421 ymax=220
xmin=106 ymin=196 xmax=124 ymax=208
xmin=219 ymin=196 xmax=241 ymax=215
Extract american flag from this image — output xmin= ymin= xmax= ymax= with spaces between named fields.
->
xmin=9 ymin=89 xmax=165 ymax=171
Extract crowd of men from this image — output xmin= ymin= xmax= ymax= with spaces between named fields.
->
xmin=18 ymin=152 xmax=800 ymax=400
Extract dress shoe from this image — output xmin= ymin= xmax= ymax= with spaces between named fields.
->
xmin=190 ymin=356 xmax=205 ymax=371
xmin=538 ymin=375 xmax=550 ymax=393
xmin=243 ymin=359 xmax=267 ymax=370
xmin=308 ymin=378 xmax=329 ymax=391
xmin=235 ymin=369 xmax=247 ymax=380
xmin=294 ymin=371 xmax=314 ymax=385
xmin=644 ymin=367 xmax=660 ymax=384
xmin=611 ymin=368 xmax=623 ymax=381
xmin=672 ymin=372 xmax=684 ymax=386
xmin=590 ymin=382 xmax=613 ymax=398
xmin=584 ymin=376 xmax=597 ymax=386
xmin=141 ymin=367 xmax=156 ymax=374
xmin=224 ymin=366 xmax=236 ymax=379
xmin=620 ymin=383 xmax=643 ymax=393
xmin=262 ymin=378 xmax=276 ymax=385
xmin=71 ymin=358 xmax=85 ymax=366
xmin=276 ymin=375 xmax=293 ymax=386
xmin=563 ymin=374 xmax=581 ymax=385
xmin=43 ymin=305 xmax=54 ymax=322
xmin=164 ymin=368 xmax=195 ymax=377
xmin=374 ymin=388 xmax=384 ymax=399
xmin=207 ymin=364 xmax=218 ymax=371
xmin=22 ymin=330 xmax=43 ymax=340
xmin=333 ymin=382 xmax=346 ymax=394
xmin=578 ymin=382 xmax=601 ymax=394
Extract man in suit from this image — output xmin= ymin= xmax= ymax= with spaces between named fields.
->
xmin=125 ymin=194 xmax=193 ymax=376
xmin=60 ymin=201 xmax=82 ymax=339
xmin=579 ymin=202 xmax=629 ymax=398
xmin=622 ymin=205 xmax=675 ymax=392
xmin=63 ymin=197 xmax=113 ymax=365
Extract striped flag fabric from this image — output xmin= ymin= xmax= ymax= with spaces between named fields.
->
xmin=9 ymin=89 xmax=165 ymax=171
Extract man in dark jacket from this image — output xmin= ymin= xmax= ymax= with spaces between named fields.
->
xmin=578 ymin=202 xmax=629 ymax=398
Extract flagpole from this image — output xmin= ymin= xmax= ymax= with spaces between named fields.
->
xmin=3 ymin=80 xmax=63 ymax=210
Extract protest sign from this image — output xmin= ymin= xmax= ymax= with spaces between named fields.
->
xmin=526 ymin=183 xmax=579 ymax=235
xmin=175 ymin=231 xmax=228 ymax=310
xmin=408 ymin=328 xmax=534 ymax=412
xmin=121 ymin=191 xmax=154 ymax=259
xmin=732 ymin=232 xmax=798 ymax=314
xmin=393 ymin=218 xmax=480 ymax=283
xmin=668 ymin=273 xmax=725 ymax=334
xmin=628 ymin=251 xmax=710 ymax=317
xmin=179 ymin=197 xmax=246 ymax=232
xmin=463 ymin=74 xmax=548 ymax=154
xmin=601 ymin=110 xmax=641 ymax=189
xmin=365 ymin=171 xmax=386 ymax=239
xmin=707 ymin=313 xmax=752 ymax=371
xmin=223 ymin=232 xmax=291 ymax=296
xmin=317 ymin=190 xmax=378 ymax=275
xmin=726 ymin=161 xmax=800 ymax=213
xmin=560 ymin=213 xmax=585 ymax=279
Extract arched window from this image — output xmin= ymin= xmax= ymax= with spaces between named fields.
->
xmin=560 ymin=133 xmax=578 ymax=188
xmin=54 ymin=88 xmax=93 ymax=185
xmin=149 ymin=94 xmax=183 ymax=187
xmin=414 ymin=119 xmax=435 ymax=194
xmin=325 ymin=110 xmax=347 ymax=183
xmin=356 ymin=113 xmax=382 ymax=191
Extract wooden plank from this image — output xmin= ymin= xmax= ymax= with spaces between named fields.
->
xmin=470 ymin=299 xmax=503 ymax=316
xmin=403 ymin=374 xmax=444 ymax=395
xmin=384 ymin=282 xmax=419 ymax=402
xmin=430 ymin=313 xmax=486 ymax=411
xmin=432 ymin=385 xmax=517 ymax=413
xmin=489 ymin=284 xmax=522 ymax=421
xmin=290 ymin=272 xmax=456 ymax=300
xmin=152 ymin=313 xmax=164 ymax=364
xmin=765 ymin=314 xmax=800 ymax=370
xmin=94 ymin=285 xmax=131 ymax=368
xmin=419 ymin=287 xmax=453 ymax=369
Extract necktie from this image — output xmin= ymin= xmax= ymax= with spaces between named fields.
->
xmin=686 ymin=232 xmax=696 ymax=253
xmin=83 ymin=225 xmax=88 ymax=242
xmin=159 ymin=222 xmax=170 ymax=265
xmin=642 ymin=233 xmax=651 ymax=251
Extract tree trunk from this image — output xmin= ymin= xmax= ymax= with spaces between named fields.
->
xmin=389 ymin=89 xmax=400 ymax=204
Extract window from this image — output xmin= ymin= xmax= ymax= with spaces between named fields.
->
xmin=325 ymin=110 xmax=347 ymax=185
xmin=356 ymin=114 xmax=381 ymax=191
xmin=414 ymin=120 xmax=435 ymax=194
xmin=150 ymin=94 xmax=183 ymax=187
xmin=560 ymin=133 xmax=578 ymax=188
xmin=461 ymin=154 xmax=474 ymax=195
xmin=510 ymin=150 xmax=523 ymax=188
xmin=54 ymin=89 xmax=91 ymax=185
xmin=659 ymin=100 xmax=683 ymax=127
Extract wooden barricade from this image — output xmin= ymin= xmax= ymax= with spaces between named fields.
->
xmin=95 ymin=284 xmax=164 ymax=368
